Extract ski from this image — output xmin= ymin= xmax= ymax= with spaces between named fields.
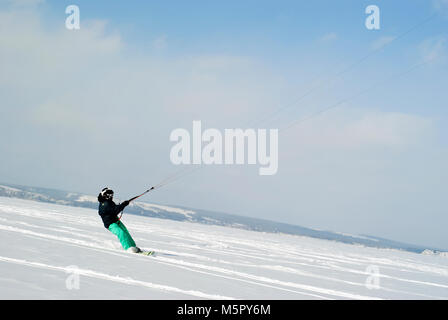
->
xmin=139 ymin=250 xmax=156 ymax=256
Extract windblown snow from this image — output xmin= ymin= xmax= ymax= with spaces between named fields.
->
xmin=0 ymin=197 xmax=447 ymax=299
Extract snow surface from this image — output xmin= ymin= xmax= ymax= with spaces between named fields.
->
xmin=0 ymin=196 xmax=447 ymax=300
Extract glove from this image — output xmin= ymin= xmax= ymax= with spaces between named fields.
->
xmin=122 ymin=200 xmax=130 ymax=207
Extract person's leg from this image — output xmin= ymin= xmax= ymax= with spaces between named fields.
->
xmin=108 ymin=222 xmax=136 ymax=250
xmin=118 ymin=220 xmax=131 ymax=233
xmin=117 ymin=221 xmax=137 ymax=249
xmin=118 ymin=221 xmax=139 ymax=251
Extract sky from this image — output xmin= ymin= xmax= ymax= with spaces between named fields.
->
xmin=0 ymin=0 xmax=447 ymax=248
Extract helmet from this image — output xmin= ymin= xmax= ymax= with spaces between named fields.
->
xmin=100 ymin=187 xmax=114 ymax=200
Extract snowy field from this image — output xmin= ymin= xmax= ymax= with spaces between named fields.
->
xmin=0 ymin=197 xmax=447 ymax=300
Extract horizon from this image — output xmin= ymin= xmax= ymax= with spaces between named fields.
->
xmin=0 ymin=180 xmax=444 ymax=252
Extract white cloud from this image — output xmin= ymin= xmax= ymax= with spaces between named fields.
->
xmin=0 ymin=4 xmax=286 ymax=153
xmin=284 ymin=108 xmax=433 ymax=151
xmin=0 ymin=5 xmax=435 ymax=156
xmin=6 ymin=0 xmax=45 ymax=6
xmin=0 ymin=5 xmax=438 ymax=157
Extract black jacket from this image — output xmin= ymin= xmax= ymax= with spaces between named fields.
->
xmin=98 ymin=199 xmax=128 ymax=229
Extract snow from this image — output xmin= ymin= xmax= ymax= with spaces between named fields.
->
xmin=76 ymin=195 xmax=97 ymax=203
xmin=0 ymin=196 xmax=447 ymax=299
xmin=335 ymin=232 xmax=380 ymax=242
xmin=133 ymin=202 xmax=196 ymax=219
xmin=422 ymin=249 xmax=448 ymax=258
xmin=0 ymin=185 xmax=21 ymax=193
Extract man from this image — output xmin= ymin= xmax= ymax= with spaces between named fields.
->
xmin=97 ymin=187 xmax=141 ymax=253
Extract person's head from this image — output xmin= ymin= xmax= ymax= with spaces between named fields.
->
xmin=98 ymin=187 xmax=114 ymax=202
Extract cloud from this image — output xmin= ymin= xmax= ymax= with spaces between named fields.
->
xmin=0 ymin=5 xmax=271 ymax=126
xmin=0 ymin=11 xmax=122 ymax=90
xmin=0 ymin=5 xmax=436 ymax=162
xmin=6 ymin=0 xmax=45 ymax=6
xmin=0 ymin=2 xmax=289 ymax=179
xmin=284 ymin=108 xmax=433 ymax=151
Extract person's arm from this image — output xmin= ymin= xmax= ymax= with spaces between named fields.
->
xmin=115 ymin=200 xmax=130 ymax=214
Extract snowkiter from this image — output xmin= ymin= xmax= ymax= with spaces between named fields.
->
xmin=97 ymin=187 xmax=141 ymax=253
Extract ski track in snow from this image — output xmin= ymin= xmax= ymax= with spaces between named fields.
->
xmin=0 ymin=197 xmax=447 ymax=299
xmin=0 ymin=256 xmax=233 ymax=300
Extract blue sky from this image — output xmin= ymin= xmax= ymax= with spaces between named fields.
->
xmin=45 ymin=0 xmax=447 ymax=118
xmin=0 ymin=0 xmax=447 ymax=248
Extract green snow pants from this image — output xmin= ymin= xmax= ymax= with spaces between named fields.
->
xmin=108 ymin=221 xmax=136 ymax=250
